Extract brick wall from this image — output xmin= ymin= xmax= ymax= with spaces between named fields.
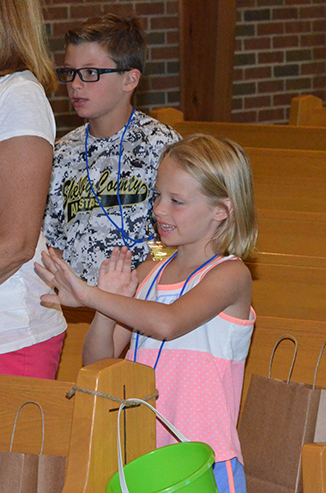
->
xmin=45 ymin=0 xmax=326 ymax=135
xmin=233 ymin=0 xmax=326 ymax=123
xmin=44 ymin=0 xmax=180 ymax=137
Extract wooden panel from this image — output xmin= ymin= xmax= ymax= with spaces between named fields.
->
xmin=246 ymin=253 xmax=326 ymax=321
xmin=289 ymin=94 xmax=326 ymax=127
xmin=178 ymin=0 xmax=236 ymax=121
xmin=245 ymin=147 xmax=326 ymax=213
xmin=56 ymin=321 xmax=90 ymax=382
xmin=64 ymin=359 xmax=156 ymax=492
xmin=0 ymin=376 xmax=74 ymax=456
xmin=150 ymin=107 xmax=326 ymax=151
xmin=302 ymin=443 xmax=326 ymax=493
xmin=257 ymin=209 xmax=326 ymax=258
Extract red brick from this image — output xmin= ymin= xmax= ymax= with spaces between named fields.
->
xmin=244 ymin=37 xmax=271 ymax=50
xmin=233 ymin=68 xmax=244 ymax=82
xmin=313 ymin=76 xmax=326 ymax=89
xmin=167 ymin=31 xmax=179 ymax=44
xmin=151 ymin=75 xmax=179 ymax=90
xmin=273 ymin=35 xmax=299 ymax=48
xmin=257 ymin=22 xmax=284 ymax=36
xmin=43 ymin=7 xmax=68 ymax=21
xmin=151 ymin=46 xmax=179 ymax=60
xmin=300 ymin=6 xmax=326 ymax=19
xmin=231 ymin=111 xmax=258 ymax=123
xmin=285 ymin=20 xmax=311 ymax=34
xmin=135 ymin=3 xmax=165 ymax=16
xmin=301 ymin=61 xmax=326 ymax=76
xmin=244 ymin=66 xmax=272 ymax=80
xmin=258 ymin=51 xmax=284 ymax=64
xmin=258 ymin=80 xmax=284 ymax=93
xmin=244 ymin=95 xmax=271 ymax=109
xmin=70 ymin=5 xmax=103 ymax=19
xmin=258 ymin=108 xmax=285 ymax=122
xmin=301 ymin=33 xmax=326 ymax=47
xmin=150 ymin=16 xmax=179 ymax=30
xmin=272 ymin=8 xmax=298 ymax=21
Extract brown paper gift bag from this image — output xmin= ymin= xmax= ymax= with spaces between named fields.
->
xmin=0 ymin=401 xmax=66 ymax=493
xmin=238 ymin=335 xmax=322 ymax=493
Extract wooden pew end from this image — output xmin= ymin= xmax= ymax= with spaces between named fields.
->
xmin=302 ymin=442 xmax=326 ymax=493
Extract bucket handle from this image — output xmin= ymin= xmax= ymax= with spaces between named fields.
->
xmin=116 ymin=398 xmax=190 ymax=493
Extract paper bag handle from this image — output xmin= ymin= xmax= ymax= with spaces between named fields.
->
xmin=313 ymin=341 xmax=326 ymax=389
xmin=116 ymin=398 xmax=190 ymax=493
xmin=268 ymin=334 xmax=298 ymax=383
xmin=10 ymin=400 xmax=45 ymax=454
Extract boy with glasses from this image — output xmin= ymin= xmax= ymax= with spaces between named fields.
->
xmin=43 ymin=13 xmax=180 ymax=286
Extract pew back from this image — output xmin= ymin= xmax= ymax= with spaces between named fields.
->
xmin=0 ymin=359 xmax=156 ymax=492
xmin=150 ymin=107 xmax=326 ymax=150
xmin=289 ymin=94 xmax=326 ymax=127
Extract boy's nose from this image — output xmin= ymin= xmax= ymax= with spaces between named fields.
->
xmin=70 ymin=73 xmax=84 ymax=89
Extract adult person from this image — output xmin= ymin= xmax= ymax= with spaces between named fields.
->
xmin=0 ymin=0 xmax=67 ymax=378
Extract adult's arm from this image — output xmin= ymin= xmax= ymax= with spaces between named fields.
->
xmin=0 ymin=135 xmax=53 ymax=284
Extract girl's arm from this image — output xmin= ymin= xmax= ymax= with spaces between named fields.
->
xmin=82 ymin=247 xmax=138 ymax=365
xmin=36 ymin=250 xmax=252 ymax=341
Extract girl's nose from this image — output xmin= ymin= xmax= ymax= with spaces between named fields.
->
xmin=153 ymin=198 xmax=166 ymax=218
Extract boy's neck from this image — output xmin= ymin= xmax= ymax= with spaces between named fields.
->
xmin=88 ymin=104 xmax=134 ymax=139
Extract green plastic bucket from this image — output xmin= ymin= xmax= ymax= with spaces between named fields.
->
xmin=106 ymin=398 xmax=218 ymax=493
xmin=106 ymin=441 xmax=217 ymax=493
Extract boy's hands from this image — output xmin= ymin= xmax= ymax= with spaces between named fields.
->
xmin=98 ymin=246 xmax=138 ymax=297
xmin=35 ymin=247 xmax=90 ymax=307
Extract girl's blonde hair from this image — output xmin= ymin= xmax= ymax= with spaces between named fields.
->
xmin=0 ymin=0 xmax=57 ymax=94
xmin=160 ymin=134 xmax=258 ymax=259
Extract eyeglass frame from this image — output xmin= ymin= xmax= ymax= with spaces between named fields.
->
xmin=56 ymin=67 xmax=132 ymax=83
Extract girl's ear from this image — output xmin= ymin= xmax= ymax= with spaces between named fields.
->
xmin=123 ymin=69 xmax=141 ymax=93
xmin=213 ymin=198 xmax=233 ymax=222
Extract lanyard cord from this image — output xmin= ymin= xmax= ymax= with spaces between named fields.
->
xmin=134 ymin=252 xmax=219 ymax=370
xmin=85 ymin=108 xmax=154 ymax=247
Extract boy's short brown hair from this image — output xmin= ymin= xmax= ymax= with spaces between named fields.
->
xmin=65 ymin=13 xmax=146 ymax=73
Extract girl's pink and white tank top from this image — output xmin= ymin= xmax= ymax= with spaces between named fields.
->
xmin=126 ymin=254 xmax=255 ymax=464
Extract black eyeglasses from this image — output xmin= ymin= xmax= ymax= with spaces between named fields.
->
xmin=56 ymin=67 xmax=131 ymax=83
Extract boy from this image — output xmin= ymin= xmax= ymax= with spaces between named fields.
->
xmin=43 ymin=13 xmax=180 ymax=285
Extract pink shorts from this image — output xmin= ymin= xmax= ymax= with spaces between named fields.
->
xmin=0 ymin=332 xmax=66 ymax=379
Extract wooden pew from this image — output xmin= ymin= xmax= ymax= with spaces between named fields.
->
xmin=289 ymin=94 xmax=326 ymax=127
xmin=56 ymin=320 xmax=90 ymax=382
xmin=256 ymin=209 xmax=326 ymax=258
xmin=246 ymin=253 xmax=326 ymax=321
xmin=150 ymin=106 xmax=326 ymax=150
xmin=245 ymin=147 xmax=326 ymax=214
xmin=0 ymin=358 xmax=156 ymax=492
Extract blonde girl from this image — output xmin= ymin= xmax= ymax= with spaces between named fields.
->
xmin=36 ymin=134 xmax=257 ymax=492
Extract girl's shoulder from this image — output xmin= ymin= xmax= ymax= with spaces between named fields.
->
xmin=136 ymin=257 xmax=158 ymax=283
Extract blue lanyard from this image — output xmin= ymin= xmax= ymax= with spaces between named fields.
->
xmin=85 ymin=107 xmax=154 ymax=248
xmin=133 ymin=252 xmax=219 ymax=370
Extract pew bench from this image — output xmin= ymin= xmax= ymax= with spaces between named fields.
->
xmin=150 ymin=106 xmax=326 ymax=150
xmin=0 ymin=358 xmax=156 ymax=492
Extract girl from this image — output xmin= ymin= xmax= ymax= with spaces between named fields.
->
xmin=36 ymin=134 xmax=257 ymax=493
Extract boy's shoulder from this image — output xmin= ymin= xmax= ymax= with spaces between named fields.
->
xmin=132 ymin=109 xmax=181 ymax=142
xmin=54 ymin=124 xmax=87 ymax=152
